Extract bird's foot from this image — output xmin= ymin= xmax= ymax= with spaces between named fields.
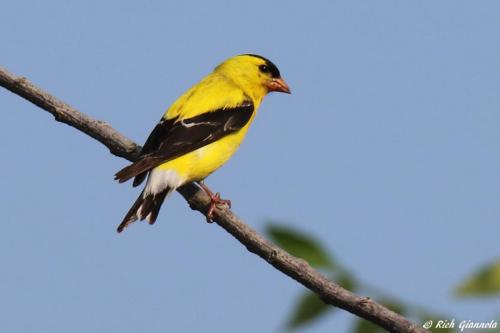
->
xmin=206 ymin=192 xmax=231 ymax=222
xmin=197 ymin=181 xmax=231 ymax=222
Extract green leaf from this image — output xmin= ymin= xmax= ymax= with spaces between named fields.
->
xmin=266 ymin=224 xmax=335 ymax=269
xmin=487 ymin=324 xmax=500 ymax=333
xmin=455 ymin=260 xmax=500 ymax=297
xmin=351 ymin=319 xmax=385 ymax=333
xmin=337 ymin=271 xmax=357 ymax=292
xmin=377 ymin=298 xmax=406 ymax=316
xmin=286 ymin=292 xmax=331 ymax=329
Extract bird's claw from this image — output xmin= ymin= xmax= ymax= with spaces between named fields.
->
xmin=206 ymin=192 xmax=231 ymax=222
xmin=214 ymin=192 xmax=231 ymax=208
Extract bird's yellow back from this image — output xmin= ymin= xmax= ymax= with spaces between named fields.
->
xmin=164 ymin=55 xmax=273 ymax=120
xmin=164 ymin=74 xmax=256 ymax=120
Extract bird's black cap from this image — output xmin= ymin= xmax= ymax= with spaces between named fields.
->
xmin=243 ymin=54 xmax=281 ymax=78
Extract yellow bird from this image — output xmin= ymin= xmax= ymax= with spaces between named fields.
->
xmin=114 ymin=54 xmax=290 ymax=232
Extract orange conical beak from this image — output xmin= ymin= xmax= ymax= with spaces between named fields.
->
xmin=267 ymin=77 xmax=291 ymax=94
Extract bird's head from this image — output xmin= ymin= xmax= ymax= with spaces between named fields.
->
xmin=215 ymin=54 xmax=290 ymax=102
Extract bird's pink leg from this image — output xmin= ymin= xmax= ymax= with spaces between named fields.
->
xmin=197 ymin=181 xmax=232 ymax=222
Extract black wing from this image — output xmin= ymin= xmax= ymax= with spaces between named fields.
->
xmin=132 ymin=117 xmax=176 ymax=186
xmin=116 ymin=100 xmax=254 ymax=184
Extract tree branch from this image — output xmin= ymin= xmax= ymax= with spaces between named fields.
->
xmin=0 ymin=66 xmax=428 ymax=333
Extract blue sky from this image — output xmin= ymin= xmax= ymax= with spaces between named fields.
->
xmin=1 ymin=1 xmax=499 ymax=332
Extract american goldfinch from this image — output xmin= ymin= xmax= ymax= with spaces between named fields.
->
xmin=114 ymin=54 xmax=290 ymax=232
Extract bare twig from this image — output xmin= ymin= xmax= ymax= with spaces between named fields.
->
xmin=0 ymin=66 xmax=428 ymax=333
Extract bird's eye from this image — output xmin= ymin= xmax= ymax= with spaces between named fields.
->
xmin=259 ymin=64 xmax=269 ymax=73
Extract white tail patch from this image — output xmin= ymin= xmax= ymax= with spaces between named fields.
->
xmin=144 ymin=168 xmax=185 ymax=196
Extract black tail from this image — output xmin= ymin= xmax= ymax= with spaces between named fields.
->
xmin=117 ymin=188 xmax=171 ymax=233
